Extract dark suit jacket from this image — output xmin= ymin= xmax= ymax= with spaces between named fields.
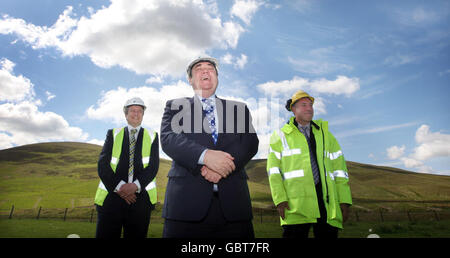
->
xmin=160 ymin=96 xmax=259 ymax=222
xmin=97 ymin=127 xmax=159 ymax=212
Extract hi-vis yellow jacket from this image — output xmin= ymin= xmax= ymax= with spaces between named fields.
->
xmin=94 ymin=127 xmax=157 ymax=206
xmin=267 ymin=117 xmax=352 ymax=228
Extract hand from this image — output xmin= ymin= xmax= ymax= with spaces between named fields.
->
xmin=277 ymin=201 xmax=290 ymax=220
xmin=340 ymin=203 xmax=350 ymax=223
xmin=121 ymin=193 xmax=137 ymax=205
xmin=117 ymin=183 xmax=138 ymax=205
xmin=203 ymin=150 xmax=235 ymax=177
xmin=201 ymin=166 xmax=222 ymax=183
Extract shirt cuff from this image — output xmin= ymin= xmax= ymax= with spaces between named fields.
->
xmin=198 ymin=149 xmax=208 ymax=165
xmin=114 ymin=180 xmax=126 ymax=192
xmin=133 ymin=179 xmax=141 ymax=193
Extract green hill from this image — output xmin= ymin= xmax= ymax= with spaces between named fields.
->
xmin=0 ymin=142 xmax=449 ymax=212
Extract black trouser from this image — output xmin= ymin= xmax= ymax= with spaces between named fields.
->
xmin=163 ymin=192 xmax=254 ymax=238
xmin=96 ymin=195 xmax=152 ymax=238
xmin=282 ymin=183 xmax=338 ymax=238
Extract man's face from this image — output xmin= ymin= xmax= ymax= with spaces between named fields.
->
xmin=126 ymin=105 xmax=144 ymax=127
xmin=292 ymin=97 xmax=314 ymax=125
xmin=189 ymin=61 xmax=218 ymax=98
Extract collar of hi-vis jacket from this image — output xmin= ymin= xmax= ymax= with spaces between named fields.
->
xmin=282 ymin=116 xmax=324 ymax=135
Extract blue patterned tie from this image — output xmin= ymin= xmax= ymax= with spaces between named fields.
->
xmin=202 ymin=98 xmax=218 ymax=144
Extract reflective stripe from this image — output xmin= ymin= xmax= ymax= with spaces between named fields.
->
xmin=111 ymin=157 xmax=118 ymax=165
xmin=327 ymin=150 xmax=343 ymax=160
xmin=269 ymin=167 xmax=281 ymax=175
xmin=98 ymin=181 xmax=107 ymax=191
xmin=282 ymin=148 xmax=301 ymax=157
xmin=278 ymin=129 xmax=289 ymax=150
xmin=113 ymin=127 xmax=122 ymax=138
xmin=333 ymin=170 xmax=348 ymax=179
xmin=283 ymin=170 xmax=304 ymax=179
xmin=269 ymin=147 xmax=281 ymax=160
xmin=328 ymin=171 xmax=335 ymax=180
xmin=145 ymin=181 xmax=156 ymax=190
xmin=142 ymin=156 xmax=150 ymax=165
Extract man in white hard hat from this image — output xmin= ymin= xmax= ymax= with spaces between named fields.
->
xmin=160 ymin=57 xmax=259 ymax=238
xmin=94 ymin=97 xmax=159 ymax=238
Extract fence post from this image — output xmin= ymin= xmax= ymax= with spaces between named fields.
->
xmin=90 ymin=209 xmax=94 ymax=223
xmin=36 ymin=206 xmax=42 ymax=220
xmin=63 ymin=208 xmax=68 ymax=221
xmin=433 ymin=210 xmax=440 ymax=221
xmin=354 ymin=211 xmax=359 ymax=222
xmin=379 ymin=209 xmax=384 ymax=222
xmin=407 ymin=210 xmax=412 ymax=222
xmin=9 ymin=205 xmax=14 ymax=219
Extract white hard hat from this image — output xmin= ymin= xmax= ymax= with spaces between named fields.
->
xmin=186 ymin=56 xmax=219 ymax=78
xmin=123 ymin=97 xmax=146 ymax=113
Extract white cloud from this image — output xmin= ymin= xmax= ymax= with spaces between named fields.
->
xmin=86 ymin=81 xmax=193 ymax=131
xmin=45 ymin=91 xmax=56 ymax=101
xmin=235 ymin=54 xmax=248 ymax=69
xmin=257 ymin=75 xmax=360 ymax=97
xmin=0 ymin=132 xmax=14 ymax=149
xmin=231 ymin=0 xmax=263 ymax=26
xmin=0 ymin=101 xmax=88 ymax=146
xmin=0 ymin=58 xmax=35 ymax=102
xmin=0 ymin=58 xmax=88 ymax=149
xmin=412 ymin=125 xmax=450 ymax=161
xmin=310 ymin=76 xmax=360 ymax=97
xmin=257 ymin=76 xmax=309 ymax=96
xmin=145 ymin=76 xmax=164 ymax=84
xmin=386 ymin=145 xmax=405 ymax=160
xmin=384 ymin=125 xmax=450 ymax=174
xmin=0 ymin=0 xmax=250 ymax=78
xmin=220 ymin=53 xmax=248 ymax=69
xmin=256 ymin=75 xmax=360 ymax=115
xmin=0 ymin=6 xmax=77 ymax=50
xmin=87 ymin=138 xmax=104 ymax=146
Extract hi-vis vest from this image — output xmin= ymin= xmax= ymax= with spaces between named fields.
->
xmin=94 ymin=127 xmax=157 ymax=206
xmin=267 ymin=117 xmax=352 ymax=229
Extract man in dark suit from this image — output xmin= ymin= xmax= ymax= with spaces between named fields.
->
xmin=160 ymin=57 xmax=259 ymax=238
xmin=95 ymin=97 xmax=159 ymax=238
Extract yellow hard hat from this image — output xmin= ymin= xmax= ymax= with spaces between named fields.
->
xmin=290 ymin=90 xmax=314 ymax=110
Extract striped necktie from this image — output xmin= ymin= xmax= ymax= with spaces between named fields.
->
xmin=129 ymin=128 xmax=137 ymax=182
xmin=202 ymin=98 xmax=218 ymax=145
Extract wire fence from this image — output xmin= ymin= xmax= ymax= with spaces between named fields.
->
xmin=2 ymin=204 xmax=450 ymax=224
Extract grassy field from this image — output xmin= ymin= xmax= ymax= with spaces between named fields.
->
xmin=2 ymin=217 xmax=449 ymax=238
xmin=0 ymin=142 xmax=449 ymax=238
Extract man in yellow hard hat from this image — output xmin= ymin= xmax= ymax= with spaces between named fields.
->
xmin=267 ymin=90 xmax=352 ymax=238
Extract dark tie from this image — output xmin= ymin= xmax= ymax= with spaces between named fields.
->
xmin=129 ymin=129 xmax=137 ymax=181
xmin=301 ymin=126 xmax=320 ymax=185
xmin=202 ymin=98 xmax=218 ymax=144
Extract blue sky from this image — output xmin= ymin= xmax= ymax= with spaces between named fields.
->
xmin=0 ymin=0 xmax=449 ymax=175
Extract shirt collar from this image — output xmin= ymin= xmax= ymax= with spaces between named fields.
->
xmin=127 ymin=125 xmax=141 ymax=134
xmin=195 ymin=94 xmax=216 ymax=108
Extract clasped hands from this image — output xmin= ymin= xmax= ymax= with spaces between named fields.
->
xmin=201 ymin=150 xmax=235 ymax=183
xmin=117 ymin=183 xmax=138 ymax=205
